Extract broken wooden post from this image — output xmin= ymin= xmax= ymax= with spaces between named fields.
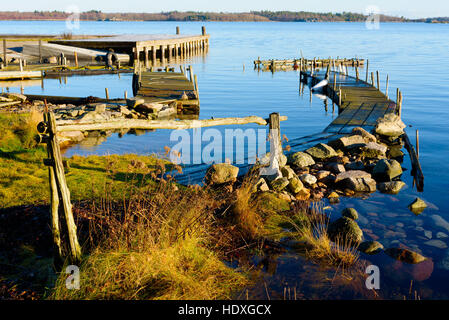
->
xmin=386 ymin=74 xmax=389 ymax=98
xmin=38 ymin=106 xmax=82 ymax=264
xmin=124 ymin=90 xmax=128 ymax=99
xmin=202 ymin=26 xmax=206 ymax=36
xmin=74 ymin=51 xmax=78 ymax=67
xmin=176 ymin=26 xmax=180 ymax=34
xmin=105 ymin=87 xmax=109 ymax=100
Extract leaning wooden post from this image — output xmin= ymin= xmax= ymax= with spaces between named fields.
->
xmin=74 ymin=51 xmax=78 ymax=67
xmin=416 ymin=129 xmax=420 ymax=159
xmin=386 ymin=74 xmax=389 ymax=98
xmin=3 ymin=39 xmax=7 ymax=66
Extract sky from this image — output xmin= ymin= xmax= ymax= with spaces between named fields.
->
xmin=2 ymin=0 xmax=448 ymax=19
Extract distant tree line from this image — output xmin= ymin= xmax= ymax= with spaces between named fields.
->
xmin=0 ymin=10 xmax=444 ymax=22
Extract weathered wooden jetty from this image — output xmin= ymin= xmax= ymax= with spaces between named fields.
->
xmin=133 ymin=66 xmax=200 ymax=113
xmin=51 ymin=27 xmax=210 ymax=64
xmin=254 ymin=57 xmax=364 ymax=72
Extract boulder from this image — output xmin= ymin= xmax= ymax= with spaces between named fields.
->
xmin=271 ymin=177 xmax=289 ymax=192
xmin=261 ymin=152 xmax=287 ymax=167
xmin=287 ymin=151 xmax=315 ymax=168
xmin=288 ymin=177 xmax=304 ymax=194
xmin=305 ymin=143 xmax=338 ymax=160
xmin=316 ymin=170 xmax=331 ymax=180
xmin=135 ymin=103 xmax=163 ymax=114
xmin=327 ymin=191 xmax=340 ymax=204
xmin=359 ymin=142 xmax=388 ymax=158
xmin=6 ymin=92 xmax=27 ymax=102
xmin=252 ymin=178 xmax=269 ymax=193
xmin=358 ymin=241 xmax=384 ymax=254
xmin=280 ymin=166 xmax=296 ymax=180
xmin=375 ymin=113 xmax=406 ymax=137
xmin=295 ymin=188 xmax=311 ymax=201
xmin=385 ymin=247 xmax=426 ymax=264
xmin=335 ymin=170 xmax=371 ymax=183
xmin=126 ymin=97 xmax=145 ymax=109
xmin=329 ymin=135 xmax=365 ymax=150
xmin=328 ymin=217 xmax=363 ymax=244
xmin=324 ymin=162 xmax=346 ymax=174
xmin=352 ymin=127 xmax=377 ymax=142
xmin=341 ymin=177 xmax=377 ymax=192
xmin=408 ymin=197 xmax=427 ymax=215
xmin=342 ymin=208 xmax=359 ymax=220
xmin=205 ymin=163 xmax=239 ymax=185
xmin=345 ymin=161 xmax=365 ymax=171
xmin=388 ymin=146 xmax=404 ymax=159
xmin=378 ymin=181 xmax=406 ymax=194
xmin=299 ymin=173 xmax=317 ymax=186
xmin=255 ymin=191 xmax=291 ymax=215
xmin=372 ymin=159 xmax=403 ymax=181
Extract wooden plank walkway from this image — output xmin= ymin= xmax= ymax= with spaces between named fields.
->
xmin=133 ymin=69 xmax=199 ymax=110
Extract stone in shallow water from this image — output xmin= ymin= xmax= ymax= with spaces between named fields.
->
xmin=375 ymin=113 xmax=406 ymax=137
xmin=335 ymin=170 xmax=371 ymax=183
xmin=373 ymin=159 xmax=403 ymax=181
xmin=341 ymin=177 xmax=377 ymax=192
xmin=408 ymin=197 xmax=427 ymax=215
xmin=287 ymin=151 xmax=315 ymax=168
xmin=328 ymin=217 xmax=363 ymax=244
xmin=305 ymin=143 xmax=338 ymax=160
xmin=424 ymin=240 xmax=447 ymax=249
xmin=378 ymin=181 xmax=406 ymax=194
xmin=385 ymin=247 xmax=427 ymax=264
xmin=341 ymin=208 xmax=359 ymax=220
xmin=437 ymin=232 xmax=448 ymax=239
xmin=430 ymin=215 xmax=449 ymax=234
xmin=359 ymin=142 xmax=388 ymax=158
xmin=358 ymin=241 xmax=384 ymax=254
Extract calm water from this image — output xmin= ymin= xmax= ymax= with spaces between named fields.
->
xmin=2 ymin=20 xmax=449 ymax=299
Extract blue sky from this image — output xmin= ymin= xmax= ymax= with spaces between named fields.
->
xmin=3 ymin=0 xmax=448 ymax=18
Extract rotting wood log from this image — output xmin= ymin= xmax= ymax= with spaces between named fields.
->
xmin=402 ymin=131 xmax=424 ymax=192
xmin=56 ymin=115 xmax=288 ymax=132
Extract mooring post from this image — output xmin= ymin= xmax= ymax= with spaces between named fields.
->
xmin=269 ymin=112 xmax=282 ymax=160
xmin=371 ymin=72 xmax=375 ymax=86
xmin=176 ymin=26 xmax=180 ymax=34
xmin=338 ymin=87 xmax=342 ymax=106
xmin=74 ymin=51 xmax=78 ymax=67
xmin=202 ymin=26 xmax=206 ymax=36
xmin=365 ymin=59 xmax=369 ymax=82
xmin=386 ymin=75 xmax=389 ymax=98
xmin=3 ymin=39 xmax=7 ymax=66
xmin=38 ymin=40 xmax=42 ymax=64
xmin=105 ymin=87 xmax=109 ymax=100
xmin=376 ymin=71 xmax=380 ymax=90
xmin=124 ymin=90 xmax=128 ymax=99
xmin=189 ymin=65 xmax=194 ymax=83
xmin=355 ymin=66 xmax=359 ymax=81
xmin=416 ymin=129 xmax=420 ymax=159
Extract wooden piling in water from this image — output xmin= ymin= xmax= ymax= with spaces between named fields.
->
xmin=416 ymin=129 xmax=420 ymax=159
xmin=376 ymin=71 xmax=380 ymax=90
xmin=386 ymin=74 xmax=389 ymax=98
xmin=365 ymin=59 xmax=369 ymax=82
xmin=105 ymin=88 xmax=109 ymax=100
xmin=38 ymin=40 xmax=42 ymax=64
xmin=3 ymin=39 xmax=7 ymax=66
xmin=176 ymin=26 xmax=180 ymax=34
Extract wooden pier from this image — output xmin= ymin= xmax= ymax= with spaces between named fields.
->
xmin=254 ymin=57 xmax=364 ymax=72
xmin=133 ymin=66 xmax=200 ymax=113
xmin=51 ymin=27 xmax=210 ymax=64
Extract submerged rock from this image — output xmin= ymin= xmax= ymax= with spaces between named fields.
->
xmin=305 ymin=143 xmax=338 ymax=160
xmin=205 ymin=163 xmax=239 ymax=185
xmin=342 ymin=208 xmax=359 ymax=220
xmin=328 ymin=217 xmax=363 ymax=244
xmin=424 ymin=240 xmax=447 ymax=249
xmin=378 ymin=181 xmax=406 ymax=194
xmin=287 ymin=151 xmax=315 ymax=168
xmin=430 ymin=215 xmax=449 ymax=234
xmin=358 ymin=241 xmax=384 ymax=254
xmin=342 ymin=177 xmax=377 ymax=192
xmin=408 ymin=197 xmax=427 ymax=215
xmin=385 ymin=247 xmax=427 ymax=264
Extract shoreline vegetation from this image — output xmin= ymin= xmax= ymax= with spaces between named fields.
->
xmin=0 ymin=10 xmax=447 ymax=23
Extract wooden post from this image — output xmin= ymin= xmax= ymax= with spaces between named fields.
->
xmin=124 ymin=90 xmax=128 ymax=99
xmin=168 ymin=45 xmax=172 ymax=62
xmin=194 ymin=74 xmax=199 ymax=96
xmin=371 ymin=72 xmax=375 ymax=86
xmin=202 ymin=26 xmax=206 ymax=36
xmin=355 ymin=66 xmax=359 ymax=81
xmin=386 ymin=75 xmax=389 ymax=98
xmin=3 ymin=39 xmax=7 ymax=66
xmin=376 ymin=70 xmax=380 ymax=90
xmin=105 ymin=88 xmax=109 ymax=100
xmin=144 ymin=46 xmax=148 ymax=66
xmin=74 ymin=51 xmax=78 ymax=67
xmin=333 ymin=73 xmax=337 ymax=109
xmin=189 ymin=65 xmax=194 ymax=83
xmin=151 ymin=46 xmax=156 ymax=63
xmin=161 ymin=45 xmax=165 ymax=62
xmin=416 ymin=129 xmax=420 ymax=159
xmin=176 ymin=26 xmax=180 ymax=34
xmin=338 ymin=87 xmax=342 ymax=106
xmin=268 ymin=112 xmax=283 ymax=164
xmin=38 ymin=40 xmax=42 ymax=64
xmin=365 ymin=59 xmax=369 ymax=82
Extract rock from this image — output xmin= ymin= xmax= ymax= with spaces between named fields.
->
xmin=342 ymin=208 xmax=359 ymax=220
xmin=385 ymin=247 xmax=427 ymax=264
xmin=305 ymin=143 xmax=338 ymax=160
xmin=437 ymin=249 xmax=449 ymax=271
xmin=253 ymin=178 xmax=269 ymax=192
xmin=158 ymin=104 xmax=177 ymax=118
xmin=341 ymin=177 xmax=377 ymax=192
xmin=271 ymin=177 xmax=290 ymax=192
xmin=120 ymin=106 xmax=132 ymax=116
xmin=352 ymin=127 xmax=377 ymax=142
xmin=324 ymin=162 xmax=346 ymax=174
xmin=378 ymin=181 xmax=406 ymax=194
xmin=388 ymin=146 xmax=404 ymax=159
xmin=280 ymin=166 xmax=296 ymax=180
xmin=329 ymin=135 xmax=365 ymax=150
xmin=6 ymin=92 xmax=27 ymax=102
xmin=358 ymin=241 xmax=384 ymax=254
xmin=335 ymin=170 xmax=371 ymax=183
xmin=126 ymin=97 xmax=145 ymax=108
xmin=255 ymin=191 xmax=291 ymax=215
xmin=408 ymin=198 xmax=427 ymax=215
xmin=345 ymin=161 xmax=365 ymax=171
xmin=372 ymin=159 xmax=403 ymax=181
xmin=359 ymin=142 xmax=388 ymax=158
xmin=47 ymin=56 xmax=58 ymax=64
xmin=295 ymin=188 xmax=311 ymax=201
xmin=328 ymin=217 xmax=363 ymax=244
xmin=205 ymin=163 xmax=239 ymax=185
xmin=135 ymin=103 xmax=163 ymax=114
xmin=261 ymin=152 xmax=287 ymax=168
xmin=316 ymin=170 xmax=331 ymax=180
xmin=328 ymin=191 xmax=340 ymax=204
xmin=287 ymin=151 xmax=315 ymax=168
xmin=437 ymin=232 xmax=448 ymax=239
xmin=278 ymin=192 xmax=293 ymax=203
xmin=430 ymin=215 xmax=449 ymax=234
xmin=375 ymin=113 xmax=406 ymax=137
xmin=424 ymin=240 xmax=447 ymax=249
xmin=299 ymin=173 xmax=317 ymax=186
xmin=288 ymin=177 xmax=304 ymax=194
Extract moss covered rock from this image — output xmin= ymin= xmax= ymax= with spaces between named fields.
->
xmin=328 ymin=217 xmax=363 ymax=244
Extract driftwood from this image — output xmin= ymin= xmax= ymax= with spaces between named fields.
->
xmin=56 ymin=115 xmax=288 ymax=132
xmin=26 ymin=94 xmax=124 ymax=105
xmin=402 ymin=132 xmax=424 ymax=192
xmin=0 ymin=70 xmax=42 ymax=80
xmin=0 ymin=100 xmax=21 ymax=108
